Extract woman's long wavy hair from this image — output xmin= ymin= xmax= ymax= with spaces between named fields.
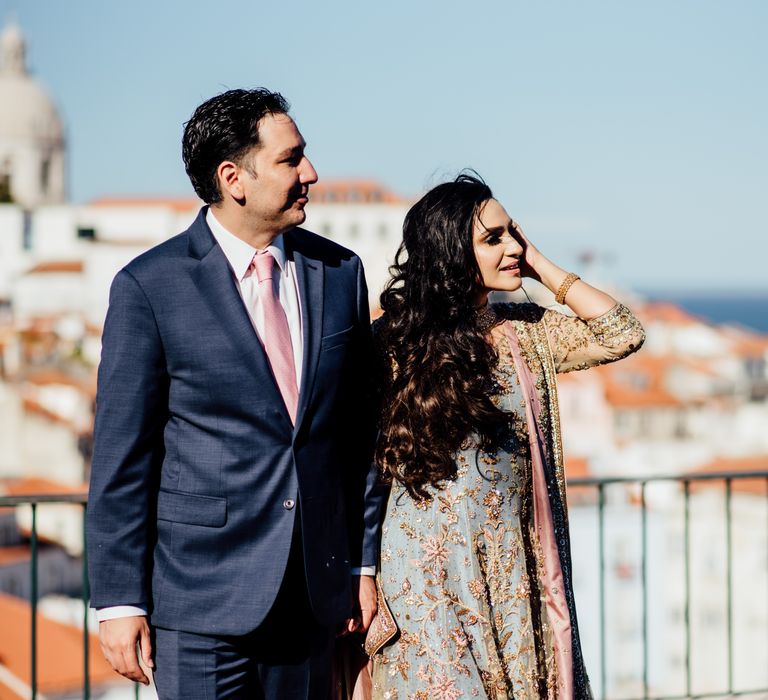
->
xmin=376 ymin=173 xmax=509 ymax=500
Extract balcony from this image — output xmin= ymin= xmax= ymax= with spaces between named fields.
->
xmin=1 ymin=470 xmax=767 ymax=699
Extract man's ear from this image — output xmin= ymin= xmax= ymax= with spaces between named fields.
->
xmin=217 ymin=160 xmax=245 ymax=201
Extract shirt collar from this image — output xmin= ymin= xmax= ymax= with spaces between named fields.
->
xmin=206 ymin=208 xmax=287 ymax=281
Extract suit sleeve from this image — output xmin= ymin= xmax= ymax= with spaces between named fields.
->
xmin=86 ymin=268 xmax=169 ymax=610
xmin=344 ymin=258 xmax=385 ymax=569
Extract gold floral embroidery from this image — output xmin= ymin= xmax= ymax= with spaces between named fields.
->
xmin=372 ymin=303 xmax=643 ymax=700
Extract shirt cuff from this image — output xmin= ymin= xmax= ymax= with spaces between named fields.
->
xmin=96 ymin=605 xmax=148 ymax=621
xmin=351 ymin=566 xmax=376 ymax=576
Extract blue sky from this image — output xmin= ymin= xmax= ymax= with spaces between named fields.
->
xmin=5 ymin=0 xmax=767 ymax=292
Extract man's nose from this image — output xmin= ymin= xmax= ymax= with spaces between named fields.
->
xmin=300 ymin=157 xmax=318 ymax=184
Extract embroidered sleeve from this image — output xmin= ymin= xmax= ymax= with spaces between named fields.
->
xmin=543 ymin=303 xmax=645 ymax=373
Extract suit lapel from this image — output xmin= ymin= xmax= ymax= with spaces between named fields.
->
xmin=289 ymin=231 xmax=324 ymax=433
xmin=188 ymin=210 xmax=289 ymax=415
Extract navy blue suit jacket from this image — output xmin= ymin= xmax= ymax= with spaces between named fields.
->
xmin=86 ymin=208 xmax=381 ymax=635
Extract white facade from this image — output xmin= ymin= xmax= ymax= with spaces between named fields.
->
xmin=303 ymin=200 xmax=409 ymax=304
xmin=0 ymin=187 xmax=408 ymax=323
xmin=0 ymin=201 xmax=199 ymax=324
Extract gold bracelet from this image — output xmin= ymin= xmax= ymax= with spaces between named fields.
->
xmin=555 ymin=272 xmax=580 ymax=305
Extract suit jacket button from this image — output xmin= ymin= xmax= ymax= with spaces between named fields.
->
xmin=283 ymin=498 xmax=296 ymax=510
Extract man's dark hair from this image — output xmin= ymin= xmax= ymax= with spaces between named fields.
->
xmin=182 ymin=88 xmax=290 ymax=204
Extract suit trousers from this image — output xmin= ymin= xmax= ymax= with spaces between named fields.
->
xmin=152 ymin=527 xmax=335 ymax=700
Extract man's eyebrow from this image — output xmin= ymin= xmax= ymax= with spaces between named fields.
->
xmin=276 ymin=143 xmax=306 ymax=159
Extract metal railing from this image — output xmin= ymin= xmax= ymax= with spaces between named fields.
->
xmin=1 ymin=472 xmax=767 ymax=699
xmin=0 ymin=491 xmax=92 ymax=699
xmin=568 ymin=470 xmax=768 ymax=700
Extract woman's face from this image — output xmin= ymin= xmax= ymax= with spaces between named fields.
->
xmin=472 ymin=198 xmax=524 ymax=300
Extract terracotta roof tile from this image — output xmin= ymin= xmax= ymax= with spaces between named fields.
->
xmin=26 ymin=261 xmax=83 ymax=274
xmin=0 ymin=478 xmax=87 ymax=497
xmin=688 ymin=455 xmax=768 ymax=495
xmin=0 ymin=546 xmax=31 ymax=566
xmin=309 ymin=179 xmax=407 ymax=204
xmin=0 ymin=592 xmax=126 ymax=695
xmin=0 ymin=683 xmax=22 ymax=700
xmin=636 ymin=301 xmax=703 ymax=326
xmin=88 ymin=196 xmax=201 ymax=212
xmin=593 ymin=355 xmax=683 ymax=408
xmin=21 ymin=397 xmax=74 ymax=427
xmin=24 ymin=369 xmax=96 ymax=396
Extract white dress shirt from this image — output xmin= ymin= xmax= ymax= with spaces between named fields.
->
xmin=97 ymin=211 xmax=370 ymax=622
xmin=207 ymin=208 xmax=304 ymax=387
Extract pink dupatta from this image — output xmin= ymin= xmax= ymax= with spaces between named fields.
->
xmin=499 ymin=321 xmax=573 ymax=698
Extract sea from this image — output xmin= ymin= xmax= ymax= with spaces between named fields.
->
xmin=646 ymin=293 xmax=768 ymax=334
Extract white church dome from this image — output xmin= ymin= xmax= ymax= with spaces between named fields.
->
xmin=0 ymin=22 xmax=64 ymax=146
xmin=0 ymin=21 xmax=66 ymax=207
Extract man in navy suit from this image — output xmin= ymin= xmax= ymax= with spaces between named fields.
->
xmin=86 ymin=89 xmax=381 ymax=699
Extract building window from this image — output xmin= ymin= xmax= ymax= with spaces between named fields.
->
xmin=40 ymin=157 xmax=51 ymax=194
xmin=377 ymin=223 xmax=388 ymax=240
xmin=321 ymin=223 xmax=333 ymax=237
xmin=0 ymin=172 xmax=11 ymax=203
xmin=349 ymin=223 xmax=360 ymax=239
xmin=22 ymin=210 xmax=33 ymax=250
xmin=77 ymin=227 xmax=96 ymax=241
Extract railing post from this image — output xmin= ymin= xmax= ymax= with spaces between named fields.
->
xmin=30 ymin=502 xmax=38 ymax=700
xmin=683 ymin=480 xmax=691 ymax=698
xmin=598 ymin=482 xmax=607 ymax=700
xmin=641 ymin=481 xmax=648 ymax=700
xmin=725 ymin=478 xmax=734 ymax=695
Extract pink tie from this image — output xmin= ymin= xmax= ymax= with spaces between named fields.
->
xmin=250 ymin=251 xmax=299 ymax=424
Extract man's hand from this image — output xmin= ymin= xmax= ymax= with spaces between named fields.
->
xmin=98 ymin=616 xmax=154 ymax=685
xmin=345 ymin=574 xmax=378 ymax=635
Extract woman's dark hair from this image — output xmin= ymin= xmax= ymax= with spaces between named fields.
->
xmin=182 ymin=88 xmax=290 ymax=204
xmin=376 ymin=173 xmax=508 ymax=499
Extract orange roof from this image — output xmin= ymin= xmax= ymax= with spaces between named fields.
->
xmin=0 ymin=546 xmax=31 ymax=566
xmin=309 ymin=179 xmax=407 ymax=204
xmin=89 ymin=195 xmax=201 ymax=212
xmin=636 ymin=301 xmax=703 ymax=327
xmin=565 ymin=456 xmax=590 ymax=478
xmin=0 ymin=683 xmax=21 ymax=700
xmin=721 ymin=326 xmax=768 ymax=357
xmin=604 ymin=385 xmax=681 ymax=408
xmin=24 ymin=368 xmax=96 ymax=397
xmin=688 ymin=455 xmax=768 ymax=495
xmin=1 ymin=477 xmax=87 ymax=497
xmin=565 ymin=457 xmax=598 ymax=503
xmin=594 ymin=354 xmax=682 ymax=408
xmin=693 ymin=455 xmax=768 ymax=473
xmin=0 ymin=592 xmax=126 ymax=696
xmin=26 ymin=261 xmax=83 ymax=274
xmin=22 ymin=397 xmax=75 ymax=427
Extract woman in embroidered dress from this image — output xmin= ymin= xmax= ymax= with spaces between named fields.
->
xmin=369 ymin=174 xmax=644 ymax=700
